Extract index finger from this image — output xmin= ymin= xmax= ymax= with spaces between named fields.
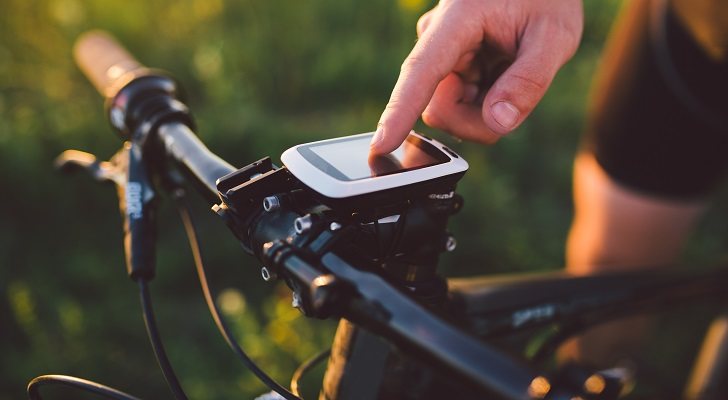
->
xmin=370 ymin=4 xmax=479 ymax=154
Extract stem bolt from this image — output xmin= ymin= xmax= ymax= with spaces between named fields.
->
xmin=444 ymin=235 xmax=457 ymax=252
xmin=262 ymin=196 xmax=280 ymax=212
xmin=294 ymin=214 xmax=313 ymax=234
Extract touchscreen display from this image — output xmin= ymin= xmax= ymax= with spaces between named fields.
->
xmin=301 ymin=134 xmax=449 ymax=181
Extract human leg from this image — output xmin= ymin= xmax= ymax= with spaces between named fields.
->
xmin=562 ymin=152 xmax=705 ymax=366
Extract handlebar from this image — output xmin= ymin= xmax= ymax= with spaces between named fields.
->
xmin=74 ymin=30 xmax=143 ymax=98
xmin=157 ymin=123 xmax=236 ymax=202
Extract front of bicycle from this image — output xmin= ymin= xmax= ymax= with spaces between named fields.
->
xmin=28 ymin=31 xmax=608 ymax=400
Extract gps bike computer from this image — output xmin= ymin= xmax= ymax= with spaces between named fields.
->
xmin=281 ymin=132 xmax=468 ymax=211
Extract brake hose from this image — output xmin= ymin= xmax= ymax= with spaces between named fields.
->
xmin=172 ymin=190 xmax=302 ymax=400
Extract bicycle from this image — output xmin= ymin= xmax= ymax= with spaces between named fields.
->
xmin=26 ymin=31 xmax=728 ymax=400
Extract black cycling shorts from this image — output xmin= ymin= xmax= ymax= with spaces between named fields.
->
xmin=586 ymin=0 xmax=728 ymax=201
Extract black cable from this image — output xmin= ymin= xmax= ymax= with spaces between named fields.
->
xmin=138 ymin=279 xmax=189 ymax=400
xmin=172 ymin=192 xmax=302 ymax=400
xmin=27 ymin=375 xmax=141 ymax=400
xmin=25 ymin=265 xmax=189 ymax=400
xmin=290 ymin=349 xmax=331 ymax=397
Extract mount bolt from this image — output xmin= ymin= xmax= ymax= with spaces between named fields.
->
xmin=262 ymin=196 xmax=280 ymax=212
xmin=294 ymin=214 xmax=313 ymax=234
xmin=445 ymin=235 xmax=457 ymax=252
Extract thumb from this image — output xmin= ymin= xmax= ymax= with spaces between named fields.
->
xmin=482 ymin=34 xmax=569 ymax=135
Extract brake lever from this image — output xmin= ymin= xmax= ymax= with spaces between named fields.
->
xmin=56 ymin=143 xmax=158 ymax=281
xmin=55 ymin=149 xmax=122 ymax=184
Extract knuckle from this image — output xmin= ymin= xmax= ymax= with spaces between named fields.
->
xmin=539 ymin=17 xmax=583 ymax=62
xmin=400 ymin=54 xmax=446 ymax=83
xmin=461 ymin=128 xmax=500 ymax=145
xmin=561 ymin=28 xmax=583 ymax=59
xmin=416 ymin=11 xmax=433 ymax=35
xmin=439 ymin=0 xmax=472 ymax=8
xmin=399 ymin=55 xmax=425 ymax=75
xmin=421 ymin=108 xmax=445 ymax=129
xmin=509 ymin=71 xmax=549 ymax=95
xmin=384 ymin=95 xmax=419 ymax=123
xmin=476 ymin=133 xmax=500 ymax=145
xmin=549 ymin=26 xmax=581 ymax=61
xmin=416 ymin=19 xmax=426 ymax=36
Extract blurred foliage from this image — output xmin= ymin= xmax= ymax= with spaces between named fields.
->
xmin=1 ymin=0 xmax=727 ymax=399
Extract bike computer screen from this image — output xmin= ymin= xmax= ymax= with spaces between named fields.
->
xmin=281 ymin=132 xmax=468 ymax=203
xmin=300 ymin=134 xmax=448 ymax=181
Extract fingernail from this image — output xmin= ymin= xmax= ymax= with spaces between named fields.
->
xmin=370 ymin=125 xmax=384 ymax=148
xmin=491 ymin=101 xmax=520 ymax=132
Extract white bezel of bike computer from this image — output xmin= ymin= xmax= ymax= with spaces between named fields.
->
xmin=280 ymin=132 xmax=468 ymax=199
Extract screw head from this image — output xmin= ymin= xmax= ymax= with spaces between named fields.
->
xmin=261 ymin=266 xmax=275 ymax=281
xmin=110 ymin=107 xmax=125 ymax=130
xmin=262 ymin=196 xmax=280 ymax=212
xmin=445 ymin=235 xmax=457 ymax=252
xmin=329 ymin=222 xmax=342 ymax=231
xmin=294 ymin=215 xmax=313 ymax=234
xmin=291 ymin=292 xmax=302 ymax=309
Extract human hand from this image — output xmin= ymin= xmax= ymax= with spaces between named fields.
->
xmin=370 ymin=0 xmax=583 ymax=154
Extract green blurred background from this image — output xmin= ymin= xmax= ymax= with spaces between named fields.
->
xmin=2 ymin=0 xmax=727 ymax=399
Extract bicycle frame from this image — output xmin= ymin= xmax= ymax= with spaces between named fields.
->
xmin=450 ymin=267 xmax=728 ymax=340
xmin=318 ymin=264 xmax=728 ymax=399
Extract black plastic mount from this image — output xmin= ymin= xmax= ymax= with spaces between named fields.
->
xmin=212 ymin=157 xmax=305 ymax=255
xmin=216 ymin=157 xmax=301 ymax=215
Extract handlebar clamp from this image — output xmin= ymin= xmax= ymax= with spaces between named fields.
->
xmin=106 ymin=72 xmax=195 ymax=148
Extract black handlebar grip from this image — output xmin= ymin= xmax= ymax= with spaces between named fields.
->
xmin=73 ymin=30 xmax=144 ymax=98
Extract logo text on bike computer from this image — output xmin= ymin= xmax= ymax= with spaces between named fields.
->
xmin=428 ymin=191 xmax=454 ymax=200
xmin=126 ymin=182 xmax=143 ymax=219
